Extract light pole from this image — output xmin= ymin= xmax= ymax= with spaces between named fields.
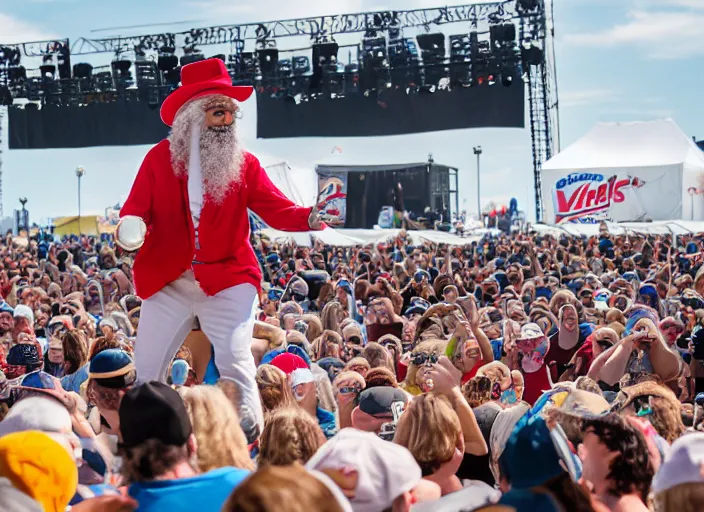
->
xmin=75 ymin=166 xmax=85 ymax=236
xmin=473 ymin=146 xmax=482 ymax=218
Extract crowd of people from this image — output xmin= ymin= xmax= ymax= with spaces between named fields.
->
xmin=1 ymin=224 xmax=704 ymax=512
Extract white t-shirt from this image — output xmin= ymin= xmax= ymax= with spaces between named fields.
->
xmin=187 ymin=124 xmax=203 ymax=230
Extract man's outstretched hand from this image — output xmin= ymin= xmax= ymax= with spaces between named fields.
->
xmin=308 ymin=209 xmax=343 ymax=230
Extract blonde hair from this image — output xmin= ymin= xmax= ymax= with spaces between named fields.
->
xmin=223 ymin=464 xmax=344 ymax=512
xmin=258 ymin=408 xmax=326 ymax=467
xmin=394 ymin=393 xmax=461 ymax=476
xmin=301 ymin=314 xmax=323 ymax=343
xmin=180 ymin=385 xmax=254 ymax=472
xmin=654 ymin=483 xmax=704 ymax=512
xmin=256 ymin=364 xmax=297 ymax=416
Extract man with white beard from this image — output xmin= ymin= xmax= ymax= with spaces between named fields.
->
xmin=117 ymin=59 xmax=329 ymax=439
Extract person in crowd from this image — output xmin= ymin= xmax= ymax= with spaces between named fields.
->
xmin=652 ymin=433 xmax=704 ymax=512
xmin=179 ymin=385 xmax=255 ymax=472
xmin=86 ymin=348 xmax=136 ymax=435
xmin=223 ymin=464 xmax=352 ymax=512
xmin=269 ymin=352 xmax=337 ymax=438
xmin=119 ymin=381 xmax=251 ymax=510
xmin=579 ymin=413 xmax=654 ymax=512
xmin=306 ymin=428 xmax=442 ymax=511
xmin=255 ymin=364 xmax=297 ymax=417
xmin=257 ymin=407 xmax=326 ymax=466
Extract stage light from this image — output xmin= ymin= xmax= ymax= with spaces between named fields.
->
xmin=73 ymin=63 xmax=93 ymax=79
xmin=56 ymin=43 xmax=71 ymax=80
xmin=276 ymin=59 xmax=292 ymax=78
xmin=39 ymin=64 xmax=56 ymax=81
xmin=292 ymin=56 xmax=311 ymax=75
xmin=521 ymin=42 xmax=544 ymax=66
xmin=111 ymin=59 xmax=134 ymax=90
xmin=180 ymin=50 xmax=204 ymax=66
xmin=256 ymin=47 xmax=279 ymax=79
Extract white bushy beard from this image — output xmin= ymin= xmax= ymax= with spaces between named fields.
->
xmin=168 ymin=95 xmax=245 ymax=204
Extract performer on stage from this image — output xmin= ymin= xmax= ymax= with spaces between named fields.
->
xmin=116 ymin=58 xmax=331 ymax=437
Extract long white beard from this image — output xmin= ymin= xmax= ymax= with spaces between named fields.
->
xmin=168 ymin=96 xmax=245 ymax=204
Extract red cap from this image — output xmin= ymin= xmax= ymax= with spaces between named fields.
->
xmin=270 ymin=353 xmax=308 ymax=375
xmin=160 ymin=58 xmax=254 ymax=127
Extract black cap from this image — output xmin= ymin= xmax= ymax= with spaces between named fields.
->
xmin=358 ymin=387 xmax=407 ymax=417
xmin=118 ymin=381 xmax=192 ymax=448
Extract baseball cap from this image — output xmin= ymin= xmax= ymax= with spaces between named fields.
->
xmin=89 ymin=349 xmax=136 ymax=389
xmin=652 ymin=433 xmax=704 ymax=494
xmin=118 ymin=381 xmax=193 ymax=448
xmin=357 ymin=387 xmax=407 ymax=417
xmin=12 ymin=305 xmax=34 ymax=325
xmin=6 ymin=344 xmax=41 ymax=367
xmin=501 ymin=415 xmax=568 ymax=489
xmin=306 ymin=428 xmax=422 ymax=511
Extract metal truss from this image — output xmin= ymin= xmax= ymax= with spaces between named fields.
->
xmin=70 ymin=2 xmax=514 ymax=55
xmin=0 ymin=39 xmax=69 ymax=58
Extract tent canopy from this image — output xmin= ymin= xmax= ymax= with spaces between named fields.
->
xmin=541 ymin=119 xmax=704 ymax=223
xmin=542 ymin=119 xmax=704 ymax=171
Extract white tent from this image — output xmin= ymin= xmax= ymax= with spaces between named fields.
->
xmin=263 ymin=161 xmax=318 ymax=207
xmin=541 ymin=119 xmax=704 ymax=224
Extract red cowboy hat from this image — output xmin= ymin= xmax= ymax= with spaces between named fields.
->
xmin=160 ymin=58 xmax=254 ymax=127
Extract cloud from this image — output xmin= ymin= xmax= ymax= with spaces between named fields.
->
xmin=0 ymin=13 xmax=57 ymax=43
xmin=564 ymin=9 xmax=704 ymax=59
xmin=183 ymin=0 xmax=365 ymax=22
xmin=560 ymin=88 xmax=618 ymax=108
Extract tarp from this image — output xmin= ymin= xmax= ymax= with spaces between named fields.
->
xmin=531 ymin=221 xmax=704 ymax=237
xmin=260 ymin=227 xmax=363 ymax=247
xmin=541 ymin=119 xmax=704 ymax=223
xmin=338 ymin=229 xmax=480 ymax=246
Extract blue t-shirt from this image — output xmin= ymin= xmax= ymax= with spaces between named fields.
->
xmin=128 ymin=466 xmax=250 ymax=512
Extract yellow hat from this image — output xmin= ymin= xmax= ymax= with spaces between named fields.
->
xmin=0 ymin=431 xmax=78 ymax=512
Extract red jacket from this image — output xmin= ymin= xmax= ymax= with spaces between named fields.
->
xmin=121 ymin=140 xmax=313 ymax=299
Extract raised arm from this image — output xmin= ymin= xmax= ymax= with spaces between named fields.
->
xmin=245 ymin=154 xmax=315 ymax=232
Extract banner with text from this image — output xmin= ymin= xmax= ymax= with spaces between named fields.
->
xmin=542 ymin=166 xmax=683 ymax=223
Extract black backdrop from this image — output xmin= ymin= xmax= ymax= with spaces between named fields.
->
xmin=9 ymin=84 xmax=524 ymax=149
xmin=9 ymin=102 xmax=170 ymax=149
xmin=257 ymin=84 xmax=524 ymax=138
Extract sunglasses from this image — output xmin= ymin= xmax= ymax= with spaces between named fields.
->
xmin=291 ymin=292 xmax=307 ymax=302
xmin=338 ymin=386 xmax=361 ymax=395
xmin=412 ymin=352 xmax=439 ymax=366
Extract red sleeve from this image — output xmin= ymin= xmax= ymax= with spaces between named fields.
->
xmin=120 ymin=149 xmax=155 ymax=225
xmin=246 ymin=154 xmax=312 ymax=232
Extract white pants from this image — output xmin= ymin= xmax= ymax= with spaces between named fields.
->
xmin=134 ymin=271 xmax=263 ymax=430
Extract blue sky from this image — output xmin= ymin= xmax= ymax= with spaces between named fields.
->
xmin=0 ymin=0 xmax=702 ymax=223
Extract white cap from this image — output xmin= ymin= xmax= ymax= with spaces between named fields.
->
xmin=12 ymin=304 xmax=34 ymax=325
xmin=652 ymin=432 xmax=704 ymax=494
xmin=306 ymin=428 xmax=421 ymax=512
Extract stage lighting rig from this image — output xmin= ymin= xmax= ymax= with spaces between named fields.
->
xmin=417 ymin=33 xmax=447 ymax=89
xmin=388 ymin=37 xmax=420 ymax=87
xmin=111 ymin=58 xmax=134 ymax=90
xmin=181 ymin=45 xmax=204 ymax=66
xmin=449 ymin=34 xmax=471 ymax=86
xmin=292 ymin=56 xmax=310 ymax=76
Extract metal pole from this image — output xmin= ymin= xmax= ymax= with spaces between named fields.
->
xmin=476 ymin=152 xmax=480 ymax=216
xmin=76 ymin=166 xmax=85 ymax=236
xmin=78 ymin=175 xmax=81 ymax=236
xmin=473 ymin=146 xmax=482 ymax=219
